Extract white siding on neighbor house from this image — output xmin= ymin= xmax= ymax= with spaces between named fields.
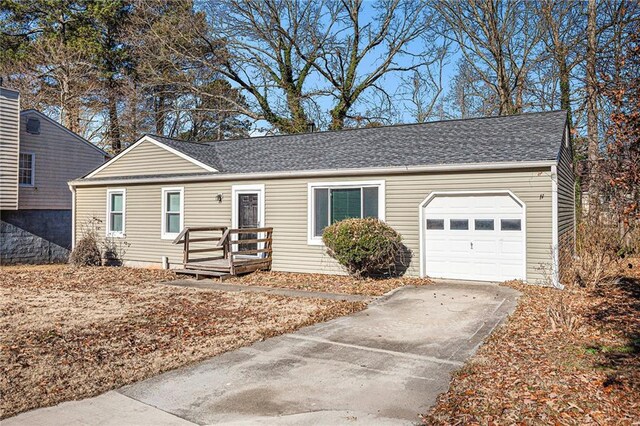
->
xmin=75 ymin=167 xmax=554 ymax=283
xmin=90 ymin=140 xmax=208 ymax=178
xmin=0 ymin=88 xmax=20 ymax=210
xmin=18 ymin=111 xmax=107 ymax=210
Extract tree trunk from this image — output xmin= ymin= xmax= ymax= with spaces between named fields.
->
xmin=329 ymin=99 xmax=351 ymax=130
xmin=586 ymin=0 xmax=599 ymax=202
xmin=107 ymin=89 xmax=121 ymax=153
xmin=558 ymin=56 xmax=572 ymax=125
xmin=154 ymin=92 xmax=165 ymax=135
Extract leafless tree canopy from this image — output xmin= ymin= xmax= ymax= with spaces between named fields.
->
xmin=1 ymin=0 xmax=638 ymax=207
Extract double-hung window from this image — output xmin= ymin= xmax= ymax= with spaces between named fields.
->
xmin=19 ymin=153 xmax=35 ymax=186
xmin=308 ymin=181 xmax=385 ymax=244
xmin=161 ymin=187 xmax=184 ymax=239
xmin=106 ymin=189 xmax=126 ymax=237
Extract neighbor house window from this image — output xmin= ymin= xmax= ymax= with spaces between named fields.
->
xmin=308 ymin=181 xmax=385 ymax=244
xmin=106 ymin=189 xmax=125 ymax=237
xmin=161 ymin=187 xmax=183 ymax=239
xmin=19 ymin=153 xmax=35 ymax=186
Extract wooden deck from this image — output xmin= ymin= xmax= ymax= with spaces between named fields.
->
xmin=172 ymin=226 xmax=273 ymax=280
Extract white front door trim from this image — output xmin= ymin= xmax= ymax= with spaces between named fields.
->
xmin=231 ymin=184 xmax=265 ymax=229
xmin=231 ymin=184 xmax=266 ymax=258
xmin=418 ymin=190 xmax=527 ymax=281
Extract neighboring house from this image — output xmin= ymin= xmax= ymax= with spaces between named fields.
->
xmin=0 ymin=87 xmax=109 ymax=264
xmin=70 ymin=111 xmax=574 ymax=285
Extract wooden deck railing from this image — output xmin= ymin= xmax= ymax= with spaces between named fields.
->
xmin=172 ymin=226 xmax=273 ymax=276
xmin=172 ymin=226 xmax=228 ymax=265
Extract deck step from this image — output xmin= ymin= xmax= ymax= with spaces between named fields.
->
xmin=173 ymin=269 xmax=232 ymax=281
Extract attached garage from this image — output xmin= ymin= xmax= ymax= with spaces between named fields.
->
xmin=420 ymin=192 xmax=526 ymax=282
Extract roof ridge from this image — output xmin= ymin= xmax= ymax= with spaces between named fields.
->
xmin=145 ymin=110 xmax=567 ymax=147
xmin=201 ymin=109 xmax=567 ymax=146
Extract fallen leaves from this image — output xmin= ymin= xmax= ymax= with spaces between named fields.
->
xmin=0 ymin=265 xmax=365 ymax=419
xmin=227 ymin=270 xmax=433 ymax=296
xmin=422 ymin=276 xmax=640 ymax=425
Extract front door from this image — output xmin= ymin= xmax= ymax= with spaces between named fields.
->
xmin=237 ymin=193 xmax=259 ymax=253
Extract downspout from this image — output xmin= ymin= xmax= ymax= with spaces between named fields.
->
xmin=70 ymin=185 xmax=76 ymax=251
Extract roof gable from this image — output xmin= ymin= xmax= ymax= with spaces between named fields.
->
xmin=20 ymin=110 xmax=108 ymax=157
xmin=86 ymin=136 xmax=217 ymax=178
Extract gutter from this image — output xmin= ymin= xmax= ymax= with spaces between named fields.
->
xmin=69 ymin=160 xmax=557 ymax=187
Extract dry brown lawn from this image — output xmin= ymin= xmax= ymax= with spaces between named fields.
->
xmin=227 ymin=270 xmax=433 ymax=296
xmin=423 ymin=263 xmax=640 ymax=425
xmin=0 ymin=265 xmax=365 ymax=419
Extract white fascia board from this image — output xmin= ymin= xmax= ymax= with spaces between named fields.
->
xmin=72 ymin=160 xmax=556 ymax=187
xmin=85 ymin=135 xmax=218 ymax=178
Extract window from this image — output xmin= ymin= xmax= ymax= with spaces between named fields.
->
xmin=308 ymin=181 xmax=384 ymax=244
xmin=106 ymin=189 xmax=125 ymax=237
xmin=500 ymin=219 xmax=522 ymax=231
xmin=475 ymin=219 xmax=494 ymax=230
xmin=161 ymin=187 xmax=184 ymax=239
xmin=19 ymin=153 xmax=35 ymax=186
xmin=426 ymin=219 xmax=445 ymax=230
xmin=450 ymin=219 xmax=469 ymax=230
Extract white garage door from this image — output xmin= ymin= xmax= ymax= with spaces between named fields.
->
xmin=423 ymin=193 xmax=525 ymax=282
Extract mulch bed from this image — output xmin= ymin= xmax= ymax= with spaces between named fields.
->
xmin=422 ymin=273 xmax=640 ymax=424
xmin=0 ymin=265 xmax=365 ymax=419
xmin=227 ymin=270 xmax=433 ymax=296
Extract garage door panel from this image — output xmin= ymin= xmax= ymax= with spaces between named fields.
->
xmin=424 ymin=193 xmax=525 ymax=282
xmin=472 ymin=240 xmax=499 ymax=255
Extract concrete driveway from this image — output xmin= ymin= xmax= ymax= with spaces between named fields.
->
xmin=6 ymin=281 xmax=519 ymax=425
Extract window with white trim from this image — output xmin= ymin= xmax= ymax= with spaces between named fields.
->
xmin=19 ymin=153 xmax=35 ymax=186
xmin=309 ymin=181 xmax=385 ymax=244
xmin=107 ymin=189 xmax=125 ymax=237
xmin=161 ymin=187 xmax=183 ymax=239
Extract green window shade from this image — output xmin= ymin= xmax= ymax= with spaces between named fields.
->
xmin=314 ymin=188 xmax=329 ymax=237
xmin=111 ymin=213 xmax=123 ymax=232
xmin=167 ymin=192 xmax=181 ymax=212
xmin=167 ymin=213 xmax=181 ymax=233
xmin=111 ymin=193 xmax=123 ymax=212
xmin=331 ymin=188 xmax=361 ymax=223
xmin=362 ymin=187 xmax=378 ymax=218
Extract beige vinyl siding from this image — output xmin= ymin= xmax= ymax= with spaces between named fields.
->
xmin=75 ymin=167 xmax=554 ymax=283
xmin=91 ymin=140 xmax=208 ymax=178
xmin=0 ymin=88 xmax=20 ymax=210
xmin=18 ymin=111 xmax=106 ymax=209
xmin=557 ymin=128 xmax=576 ymax=279
xmin=557 ymin=130 xmax=575 ymax=238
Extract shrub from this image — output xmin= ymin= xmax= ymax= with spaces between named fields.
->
xmin=564 ymin=212 xmax=624 ymax=288
xmin=69 ymin=217 xmax=102 ymax=267
xmin=101 ymin=236 xmax=130 ymax=267
xmin=322 ymin=218 xmax=404 ymax=278
xmin=69 ymin=234 xmax=102 ymax=266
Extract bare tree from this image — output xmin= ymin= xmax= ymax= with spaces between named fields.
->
xmin=202 ymin=0 xmax=335 ymax=133
xmin=538 ymin=0 xmax=585 ymax=126
xmin=585 ymin=0 xmax=599 ymax=201
xmin=433 ymin=0 xmax=543 ymax=115
xmin=310 ymin=0 xmax=436 ymax=129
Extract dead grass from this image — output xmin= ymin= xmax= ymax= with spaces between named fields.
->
xmin=422 ymin=261 xmax=640 ymax=425
xmin=227 ymin=270 xmax=433 ymax=296
xmin=0 ymin=265 xmax=365 ymax=419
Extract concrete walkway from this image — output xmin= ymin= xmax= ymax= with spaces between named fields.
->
xmin=5 ymin=282 xmax=520 ymax=426
xmin=163 ymin=279 xmax=371 ymax=302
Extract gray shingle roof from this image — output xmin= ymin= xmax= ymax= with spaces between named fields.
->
xmin=150 ymin=110 xmax=567 ymax=175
